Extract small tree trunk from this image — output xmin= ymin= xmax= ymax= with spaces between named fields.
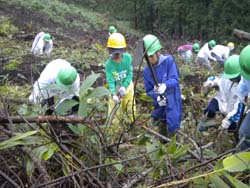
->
xmin=233 ymin=28 xmax=250 ymax=40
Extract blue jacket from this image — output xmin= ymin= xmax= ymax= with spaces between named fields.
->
xmin=143 ymin=54 xmax=182 ymax=132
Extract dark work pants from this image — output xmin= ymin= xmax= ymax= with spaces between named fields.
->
xmin=239 ymin=112 xmax=250 ymax=151
xmin=204 ymin=98 xmax=219 ymax=118
xmin=204 ymin=98 xmax=237 ymax=130
xmin=41 ymin=97 xmax=55 ymax=115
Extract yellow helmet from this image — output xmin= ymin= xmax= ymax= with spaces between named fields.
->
xmin=228 ymin=42 xmax=235 ymax=50
xmin=107 ymin=33 xmax=126 ymax=48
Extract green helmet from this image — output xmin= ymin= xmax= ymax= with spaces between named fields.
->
xmin=43 ymin=33 xmax=52 ymax=42
xmin=208 ymin=40 xmax=216 ymax=48
xmin=239 ymin=45 xmax=250 ymax=80
xmin=109 ymin=26 xmax=117 ymax=34
xmin=56 ymin=66 xmax=77 ymax=88
xmin=223 ymin=55 xmax=240 ymax=79
xmin=192 ymin=43 xmax=200 ymax=53
xmin=143 ymin=34 xmax=162 ymax=56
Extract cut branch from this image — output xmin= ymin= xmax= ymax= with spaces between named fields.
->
xmin=0 ymin=115 xmax=90 ymax=124
xmin=233 ymin=28 xmax=250 ymax=40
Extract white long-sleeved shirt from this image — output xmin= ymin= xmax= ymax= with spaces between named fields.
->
xmin=205 ymin=76 xmax=242 ymax=121
xmin=29 ymin=59 xmax=80 ymax=104
xmin=31 ymin=32 xmax=53 ymax=56
xmin=211 ymin=45 xmax=230 ymax=61
xmin=196 ymin=43 xmax=216 ymax=63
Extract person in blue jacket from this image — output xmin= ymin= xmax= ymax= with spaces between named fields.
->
xmin=237 ymin=45 xmax=250 ymax=150
xmin=142 ymin=34 xmax=182 ymax=137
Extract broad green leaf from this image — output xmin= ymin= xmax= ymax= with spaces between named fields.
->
xmin=34 ymin=145 xmax=49 ymax=160
xmin=104 ymin=158 xmax=123 ymax=173
xmin=68 ymin=124 xmax=81 ymax=135
xmin=26 ymin=158 xmax=34 ymax=177
xmin=55 ymin=99 xmax=79 ymax=115
xmin=0 ymin=130 xmax=38 ymax=149
xmin=42 ymin=143 xmax=58 ymax=160
xmin=223 ymin=152 xmax=250 ymax=172
xmin=68 ymin=124 xmax=87 ymax=135
xmin=173 ymin=144 xmax=190 ymax=160
xmin=139 ymin=93 xmax=152 ymax=102
xmin=80 ymin=73 xmax=100 ymax=94
xmin=224 ymin=173 xmax=249 ymax=188
xmin=0 ymin=140 xmax=27 ymax=150
xmin=44 ymin=83 xmax=69 ymax=92
xmin=78 ymin=98 xmax=87 ymax=117
xmin=208 ymin=174 xmax=230 ymax=188
xmin=204 ymin=149 xmax=218 ymax=158
xmin=146 ymin=141 xmax=160 ymax=161
xmin=87 ymin=86 xmax=110 ymax=99
xmin=167 ymin=136 xmax=177 ymax=154
xmin=192 ymin=178 xmax=208 ymax=188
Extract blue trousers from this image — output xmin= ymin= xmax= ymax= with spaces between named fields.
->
xmin=204 ymin=98 xmax=237 ymax=130
xmin=239 ymin=112 xmax=250 ymax=150
xmin=204 ymin=98 xmax=219 ymax=118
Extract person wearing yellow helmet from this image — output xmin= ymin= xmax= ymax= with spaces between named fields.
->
xmin=210 ymin=42 xmax=235 ymax=65
xmin=31 ymin=31 xmax=53 ymax=56
xmin=237 ymin=45 xmax=250 ymax=150
xmin=29 ymin=59 xmax=80 ymax=114
xmin=198 ymin=55 xmax=244 ymax=132
xmin=105 ymin=33 xmax=135 ymax=121
xmin=177 ymin=43 xmax=200 ymax=62
xmin=196 ymin=40 xmax=217 ymax=68
xmin=227 ymin=42 xmax=235 ymax=51
xmin=142 ymin=34 xmax=182 ymax=136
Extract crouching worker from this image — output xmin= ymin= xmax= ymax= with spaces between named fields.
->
xmin=29 ymin=59 xmax=80 ymax=115
xmin=237 ymin=45 xmax=250 ymax=150
xmin=105 ymin=33 xmax=136 ymax=123
xmin=177 ymin=43 xmax=200 ymax=62
xmin=31 ymin=32 xmax=53 ymax=56
xmin=199 ymin=55 xmax=244 ymax=132
xmin=142 ymin=34 xmax=182 ymax=137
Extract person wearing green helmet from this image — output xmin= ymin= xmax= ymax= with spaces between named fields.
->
xmin=237 ymin=45 xmax=250 ymax=150
xmin=142 ymin=34 xmax=182 ymax=137
xmin=196 ymin=40 xmax=217 ymax=68
xmin=31 ymin=32 xmax=53 ymax=56
xmin=29 ymin=59 xmax=80 ymax=114
xmin=108 ymin=25 xmax=117 ymax=35
xmin=198 ymin=55 xmax=244 ymax=132
xmin=177 ymin=43 xmax=200 ymax=62
xmin=211 ymin=42 xmax=235 ymax=66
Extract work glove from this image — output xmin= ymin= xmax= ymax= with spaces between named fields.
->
xmin=154 ymin=83 xmax=167 ymax=95
xmin=118 ymin=86 xmax=126 ymax=97
xmin=221 ymin=118 xmax=231 ymax=129
xmin=112 ymin=95 xmax=120 ymax=104
xmin=157 ymin=95 xmax=167 ymax=106
xmin=203 ymin=76 xmax=215 ymax=88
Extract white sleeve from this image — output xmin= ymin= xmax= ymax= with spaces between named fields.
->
xmin=31 ymin=32 xmax=44 ymax=53
xmin=237 ymin=78 xmax=248 ymax=102
xmin=226 ymin=98 xmax=242 ymax=122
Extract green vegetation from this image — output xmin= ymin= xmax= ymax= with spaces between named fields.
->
xmin=0 ymin=16 xmax=18 ymax=37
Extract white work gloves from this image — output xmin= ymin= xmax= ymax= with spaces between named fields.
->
xmin=203 ymin=76 xmax=215 ymax=88
xmin=154 ymin=83 xmax=167 ymax=95
xmin=118 ymin=86 xmax=126 ymax=97
xmin=157 ymin=95 xmax=167 ymax=106
xmin=112 ymin=95 xmax=120 ymax=104
xmin=221 ymin=118 xmax=231 ymax=129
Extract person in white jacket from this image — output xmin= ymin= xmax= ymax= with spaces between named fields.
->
xmin=210 ymin=42 xmax=235 ymax=65
xmin=195 ymin=40 xmax=217 ymax=68
xmin=199 ymin=55 xmax=244 ymax=131
xmin=29 ymin=59 xmax=80 ymax=114
xmin=31 ymin=32 xmax=53 ymax=56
